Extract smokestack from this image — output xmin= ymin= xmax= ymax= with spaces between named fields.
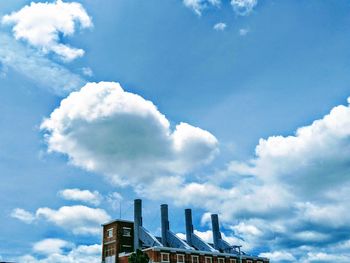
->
xmin=211 ymin=214 xmax=221 ymax=250
xmin=161 ymin=204 xmax=169 ymax=246
xmin=185 ymin=209 xmax=193 ymax=245
xmin=134 ymin=199 xmax=142 ymax=250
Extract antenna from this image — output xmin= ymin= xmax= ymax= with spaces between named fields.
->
xmin=119 ymin=200 xmax=122 ymax=219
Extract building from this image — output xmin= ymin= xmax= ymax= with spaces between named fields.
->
xmin=101 ymin=199 xmax=269 ymax=263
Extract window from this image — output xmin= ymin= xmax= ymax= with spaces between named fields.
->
xmin=177 ymin=254 xmax=185 ymax=263
xmin=229 ymin=259 xmax=237 ymax=263
xmin=246 ymin=261 xmax=253 ymax=263
xmin=107 ymin=228 xmax=113 ymax=238
xmin=104 ymin=246 xmax=115 ymax=257
xmin=205 ymin=257 xmax=212 ymax=263
xmin=123 ymin=227 xmax=131 ymax=237
xmin=218 ymin=258 xmax=225 ymax=263
xmin=192 ymin=256 xmax=199 ymax=263
xmin=161 ymin=253 xmax=170 ymax=263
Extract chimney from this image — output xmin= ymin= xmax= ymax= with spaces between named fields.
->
xmin=185 ymin=209 xmax=193 ymax=246
xmin=211 ymin=214 xmax=221 ymax=250
xmin=134 ymin=199 xmax=142 ymax=250
xmin=161 ymin=204 xmax=169 ymax=246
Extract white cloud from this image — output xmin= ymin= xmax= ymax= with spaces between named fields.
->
xmin=230 ymin=98 xmax=350 ymax=197
xmin=239 ymin=28 xmax=249 ymax=36
xmin=259 ymin=251 xmax=296 ymax=262
xmin=183 ymin=0 xmax=220 ymax=15
xmin=11 ymin=208 xmax=35 ymax=224
xmin=231 ymin=0 xmax=257 ymax=16
xmin=137 ymin=176 xmax=291 ymax=221
xmin=81 ymin=67 xmax=93 ymax=77
xmin=18 ymin=243 xmax=101 ymax=263
xmin=301 ymin=252 xmax=350 ymax=263
xmin=11 ymin=205 xmax=111 ymax=235
xmin=106 ymin=191 xmax=123 ymax=211
xmin=41 ymin=81 xmax=218 ymax=186
xmin=213 ymin=22 xmax=227 ymax=31
xmin=0 ymin=33 xmax=85 ymax=96
xmin=36 ymin=205 xmax=111 ymax=235
xmin=183 ymin=0 xmax=257 ymax=16
xmin=2 ymin=0 xmax=92 ymax=61
xmin=58 ymin=188 xmax=102 ymax=206
xmin=232 ymin=222 xmax=262 ymax=236
xmin=33 ymin=239 xmax=73 ymax=255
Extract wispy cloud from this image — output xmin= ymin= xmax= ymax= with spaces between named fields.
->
xmin=231 ymin=0 xmax=257 ymax=16
xmin=183 ymin=0 xmax=221 ymax=15
xmin=213 ymin=22 xmax=227 ymax=31
xmin=10 ymin=208 xmax=35 ymax=224
xmin=183 ymin=0 xmax=258 ymax=16
xmin=239 ymin=28 xmax=249 ymax=36
xmin=81 ymin=67 xmax=93 ymax=77
xmin=0 ymin=33 xmax=85 ymax=96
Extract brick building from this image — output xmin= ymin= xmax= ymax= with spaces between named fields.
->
xmin=101 ymin=199 xmax=269 ymax=263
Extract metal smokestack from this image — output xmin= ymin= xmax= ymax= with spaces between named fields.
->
xmin=185 ymin=209 xmax=193 ymax=245
xmin=134 ymin=199 xmax=142 ymax=250
xmin=211 ymin=214 xmax=221 ymax=250
xmin=161 ymin=204 xmax=169 ymax=246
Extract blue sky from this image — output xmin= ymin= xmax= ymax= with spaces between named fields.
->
xmin=1 ymin=0 xmax=350 ymax=262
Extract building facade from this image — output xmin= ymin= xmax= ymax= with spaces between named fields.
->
xmin=102 ymin=219 xmax=134 ymax=263
xmin=101 ymin=200 xmax=269 ymax=263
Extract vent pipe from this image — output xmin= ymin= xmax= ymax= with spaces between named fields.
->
xmin=161 ymin=204 xmax=170 ymax=246
xmin=134 ymin=199 xmax=142 ymax=250
xmin=211 ymin=214 xmax=221 ymax=250
xmin=185 ymin=209 xmax=193 ymax=245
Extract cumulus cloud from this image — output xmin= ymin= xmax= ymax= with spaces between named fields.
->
xmin=33 ymin=239 xmax=73 ymax=255
xmin=230 ymin=97 xmax=350 ymax=197
xmin=36 ymin=205 xmax=110 ymax=235
xmin=58 ymin=188 xmax=102 ymax=206
xmin=11 ymin=208 xmax=35 ymax=224
xmin=213 ymin=22 xmax=227 ymax=31
xmin=2 ymin=0 xmax=92 ymax=61
xmin=231 ymin=0 xmax=257 ymax=16
xmin=18 ymin=243 xmax=101 ymax=263
xmin=0 ymin=33 xmax=85 ymax=95
xmin=11 ymin=205 xmax=110 ymax=235
xmin=41 ymin=81 xmax=218 ymax=186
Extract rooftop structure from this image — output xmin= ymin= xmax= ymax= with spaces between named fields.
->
xmin=101 ymin=199 xmax=269 ymax=263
